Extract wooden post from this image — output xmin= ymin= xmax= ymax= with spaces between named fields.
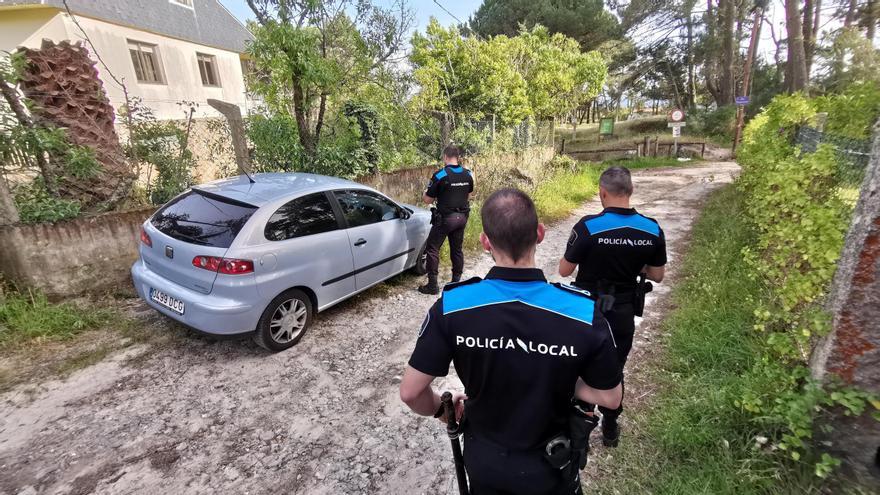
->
xmin=207 ymin=99 xmax=252 ymax=175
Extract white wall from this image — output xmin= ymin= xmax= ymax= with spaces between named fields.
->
xmin=0 ymin=8 xmax=249 ymax=121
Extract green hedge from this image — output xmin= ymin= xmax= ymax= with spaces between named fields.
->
xmin=735 ymin=84 xmax=879 ymax=476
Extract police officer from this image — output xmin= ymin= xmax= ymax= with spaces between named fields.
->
xmin=558 ymin=166 xmax=666 ymax=448
xmin=401 ymin=188 xmax=623 ymax=494
xmin=418 ymin=145 xmax=474 ymax=295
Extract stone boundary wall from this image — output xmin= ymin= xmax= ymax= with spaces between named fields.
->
xmin=0 ymin=207 xmax=156 ymax=298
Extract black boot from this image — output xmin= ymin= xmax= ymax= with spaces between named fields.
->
xmin=418 ymin=275 xmax=439 ymax=295
xmin=451 ymin=273 xmax=462 ymax=283
xmin=601 ymin=416 xmax=620 ymax=447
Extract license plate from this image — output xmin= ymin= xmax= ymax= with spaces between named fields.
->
xmin=150 ymin=288 xmax=185 ymax=315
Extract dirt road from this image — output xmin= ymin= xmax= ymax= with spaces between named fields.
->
xmin=0 ymin=162 xmax=739 ymax=495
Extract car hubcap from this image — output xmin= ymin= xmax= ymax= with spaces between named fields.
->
xmin=269 ymin=299 xmax=307 ymax=344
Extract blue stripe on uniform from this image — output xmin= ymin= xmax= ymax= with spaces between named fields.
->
xmin=435 ymin=169 xmax=448 ymax=180
xmin=585 ymin=212 xmax=660 ymax=236
xmin=442 ymin=279 xmax=594 ymax=326
xmin=449 ymin=166 xmax=464 ymax=173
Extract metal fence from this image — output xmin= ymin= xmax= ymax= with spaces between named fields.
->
xmin=796 ymin=126 xmax=870 ymax=186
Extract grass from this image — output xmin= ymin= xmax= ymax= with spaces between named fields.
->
xmin=0 ymin=287 xmax=149 ymax=392
xmin=0 ymin=289 xmax=114 ymax=347
xmin=592 ymin=185 xmax=827 ymax=495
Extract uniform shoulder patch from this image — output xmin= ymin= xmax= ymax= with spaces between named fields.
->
xmin=553 ymin=283 xmax=595 ymax=299
xmin=442 ymin=276 xmax=482 ymax=292
xmin=434 ymin=168 xmax=448 ymax=180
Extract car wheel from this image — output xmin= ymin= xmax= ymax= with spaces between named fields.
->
xmin=254 ymin=289 xmax=313 ymax=352
xmin=410 ymin=243 xmax=428 ymax=275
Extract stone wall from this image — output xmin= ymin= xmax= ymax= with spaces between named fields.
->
xmin=0 ymin=207 xmax=155 ymax=298
xmin=811 ymin=122 xmax=880 ymax=485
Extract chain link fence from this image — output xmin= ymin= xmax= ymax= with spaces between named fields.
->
xmin=796 ymin=126 xmax=870 ymax=187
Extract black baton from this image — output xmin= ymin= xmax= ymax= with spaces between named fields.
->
xmin=441 ymin=391 xmax=470 ymax=495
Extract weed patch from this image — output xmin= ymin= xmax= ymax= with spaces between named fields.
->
xmin=0 ymin=290 xmax=113 ymax=347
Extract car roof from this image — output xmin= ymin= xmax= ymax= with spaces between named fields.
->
xmin=192 ymin=173 xmax=368 ymax=206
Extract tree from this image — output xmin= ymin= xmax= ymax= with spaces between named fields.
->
xmin=508 ymin=26 xmax=607 ymax=120
xmin=468 ymin=0 xmax=623 ymax=52
xmin=410 ymin=19 xmax=531 ymax=125
xmin=245 ymin=0 xmax=413 ymax=158
xmin=785 ymin=0 xmax=809 ymax=92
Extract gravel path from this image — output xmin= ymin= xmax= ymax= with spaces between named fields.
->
xmin=0 ymin=162 xmax=739 ymax=495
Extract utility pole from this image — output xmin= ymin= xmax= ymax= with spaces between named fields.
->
xmin=732 ymin=2 xmax=765 ymax=154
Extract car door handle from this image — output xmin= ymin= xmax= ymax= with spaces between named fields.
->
xmin=354 ymin=238 xmax=367 ymax=247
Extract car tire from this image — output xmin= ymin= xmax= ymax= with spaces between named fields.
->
xmin=410 ymin=243 xmax=428 ymax=275
xmin=254 ymin=289 xmax=313 ymax=352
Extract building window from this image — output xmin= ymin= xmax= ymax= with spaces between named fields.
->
xmin=170 ymin=0 xmax=194 ymax=8
xmin=197 ymin=53 xmax=220 ymax=87
xmin=128 ymin=41 xmax=165 ymax=84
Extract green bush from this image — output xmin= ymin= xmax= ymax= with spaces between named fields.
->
xmin=13 ymin=179 xmax=81 ymax=224
xmin=247 ymin=114 xmax=304 ymax=173
xmin=735 ymin=88 xmax=878 ymax=475
xmin=0 ymin=288 xmax=112 ymax=346
xmin=690 ymin=105 xmax=736 ymax=142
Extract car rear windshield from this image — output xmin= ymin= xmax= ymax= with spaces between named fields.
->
xmin=151 ymin=190 xmax=258 ymax=248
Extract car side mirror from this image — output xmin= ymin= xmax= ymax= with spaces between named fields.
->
xmin=399 ymin=208 xmax=411 ymax=220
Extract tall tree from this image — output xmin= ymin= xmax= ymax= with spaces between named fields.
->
xmin=468 ymin=0 xmax=623 ymax=51
xmin=245 ymin=0 xmax=413 ymax=157
xmin=784 ymin=0 xmax=809 ymax=92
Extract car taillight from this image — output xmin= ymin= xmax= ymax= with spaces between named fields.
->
xmin=140 ymin=226 xmax=152 ymax=247
xmin=192 ymin=256 xmax=254 ymax=275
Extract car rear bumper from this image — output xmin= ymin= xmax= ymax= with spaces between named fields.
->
xmin=131 ymin=260 xmax=262 ymax=336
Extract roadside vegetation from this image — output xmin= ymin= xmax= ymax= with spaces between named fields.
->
xmin=594 ymin=84 xmax=879 ymax=492
xmin=0 ymin=286 xmax=156 ymax=392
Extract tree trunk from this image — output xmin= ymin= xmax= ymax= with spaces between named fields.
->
xmin=0 ymin=75 xmax=57 ymax=193
xmin=785 ymin=0 xmax=809 ymax=93
xmin=291 ymin=76 xmax=317 ymax=157
xmin=720 ymin=0 xmax=736 ymax=105
xmin=802 ymin=0 xmax=816 ymax=75
xmin=844 ymin=0 xmax=857 ymax=26
xmin=686 ymin=11 xmax=697 ymax=108
xmin=868 ymin=0 xmax=877 ymax=40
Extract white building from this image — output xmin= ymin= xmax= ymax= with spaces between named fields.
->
xmin=0 ymin=0 xmax=255 ymax=121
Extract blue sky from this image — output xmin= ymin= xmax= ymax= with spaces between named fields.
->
xmin=219 ymin=0 xmax=482 ymax=35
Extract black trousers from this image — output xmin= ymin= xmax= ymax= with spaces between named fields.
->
xmin=598 ymin=302 xmax=636 ymax=421
xmin=425 ymin=213 xmax=468 ymax=278
xmin=463 ymin=431 xmax=583 ymax=495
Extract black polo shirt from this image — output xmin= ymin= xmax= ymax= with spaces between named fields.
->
xmin=408 ymin=267 xmax=621 ymax=451
xmin=564 ymin=207 xmax=667 ymax=291
xmin=425 ymin=165 xmax=474 ymax=215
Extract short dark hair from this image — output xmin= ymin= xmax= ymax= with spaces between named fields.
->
xmin=443 ymin=144 xmax=461 ymax=159
xmin=599 ymin=166 xmax=633 ymax=196
xmin=480 ymin=188 xmax=538 ymax=262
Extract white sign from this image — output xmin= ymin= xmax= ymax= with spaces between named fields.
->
xmin=668 ymin=122 xmax=686 ymax=128
xmin=672 ymin=126 xmax=681 ymax=138
xmin=669 ymin=108 xmax=685 ymax=122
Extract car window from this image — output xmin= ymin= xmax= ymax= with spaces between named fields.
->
xmin=334 ymin=190 xmax=400 ymax=228
xmin=265 ymin=192 xmax=339 ymax=241
xmin=151 ymin=190 xmax=257 ymax=248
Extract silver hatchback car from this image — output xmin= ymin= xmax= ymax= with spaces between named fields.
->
xmin=131 ymin=173 xmax=431 ymax=351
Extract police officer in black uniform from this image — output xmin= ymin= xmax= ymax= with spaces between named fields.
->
xmin=418 ymin=145 xmax=475 ymax=295
xmin=558 ymin=166 xmax=666 ymax=448
xmin=401 ymin=188 xmax=623 ymax=494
